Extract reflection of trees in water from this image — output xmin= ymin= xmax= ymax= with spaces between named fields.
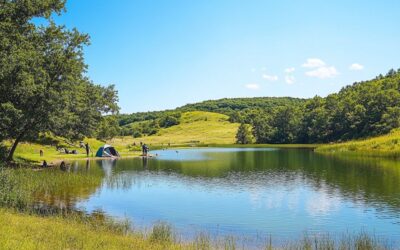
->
xmin=34 ymin=160 xmax=104 ymax=210
xmin=104 ymin=150 xmax=400 ymax=215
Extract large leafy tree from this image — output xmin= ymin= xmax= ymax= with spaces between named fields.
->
xmin=235 ymin=123 xmax=252 ymax=144
xmin=0 ymin=0 xmax=119 ymax=161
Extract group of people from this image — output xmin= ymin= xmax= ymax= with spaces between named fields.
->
xmin=40 ymin=142 xmax=91 ymax=168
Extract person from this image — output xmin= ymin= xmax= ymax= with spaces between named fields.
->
xmin=79 ymin=141 xmax=85 ymax=148
xmin=85 ymin=143 xmax=90 ymax=157
xmin=142 ymin=144 xmax=146 ymax=156
xmin=142 ymin=144 xmax=149 ymax=156
xmin=42 ymin=160 xmax=47 ymax=168
xmin=39 ymin=149 xmax=43 ymax=157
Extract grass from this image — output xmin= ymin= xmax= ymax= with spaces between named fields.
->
xmin=316 ymin=129 xmax=400 ymax=157
xmin=112 ymin=111 xmax=240 ymax=147
xmin=6 ymin=111 xmax=238 ymax=164
xmin=0 ymin=209 xmax=181 ymax=250
xmin=0 ymin=208 xmax=394 ymax=250
xmin=9 ymin=137 xmax=140 ymax=164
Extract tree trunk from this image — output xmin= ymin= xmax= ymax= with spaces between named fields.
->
xmin=6 ymin=136 xmax=22 ymax=162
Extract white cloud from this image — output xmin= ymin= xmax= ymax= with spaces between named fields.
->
xmin=285 ymin=67 xmax=295 ymax=73
xmin=244 ymin=83 xmax=260 ymax=90
xmin=305 ymin=66 xmax=339 ymax=79
xmin=349 ymin=63 xmax=364 ymax=71
xmin=302 ymin=58 xmax=326 ymax=68
xmin=262 ymin=74 xmax=278 ymax=81
xmin=285 ymin=75 xmax=295 ymax=84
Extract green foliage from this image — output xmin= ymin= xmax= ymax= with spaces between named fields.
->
xmin=96 ymin=116 xmax=120 ymax=140
xmin=0 ymin=0 xmax=119 ymax=160
xmin=235 ymin=123 xmax=252 ymax=144
xmin=119 ymin=112 xmax=181 ymax=137
xmin=249 ymin=70 xmax=400 ymax=144
xmin=178 ymin=97 xmax=306 ymax=117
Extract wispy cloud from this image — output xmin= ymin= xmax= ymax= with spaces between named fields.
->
xmin=262 ymin=74 xmax=278 ymax=81
xmin=302 ymin=58 xmax=326 ymax=68
xmin=285 ymin=75 xmax=295 ymax=84
xmin=305 ymin=66 xmax=338 ymax=79
xmin=244 ymin=83 xmax=260 ymax=90
xmin=285 ymin=67 xmax=295 ymax=73
xmin=349 ymin=63 xmax=364 ymax=71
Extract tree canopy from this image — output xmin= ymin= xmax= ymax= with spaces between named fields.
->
xmin=0 ymin=0 xmax=119 ymax=161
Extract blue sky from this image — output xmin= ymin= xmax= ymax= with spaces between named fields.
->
xmin=53 ymin=0 xmax=400 ymax=113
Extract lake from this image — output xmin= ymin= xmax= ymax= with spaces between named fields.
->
xmin=57 ymin=148 xmax=400 ymax=244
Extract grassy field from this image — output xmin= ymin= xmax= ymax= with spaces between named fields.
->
xmin=10 ymin=137 xmax=140 ymax=164
xmin=6 ymin=111 xmax=238 ymax=164
xmin=0 ymin=209 xmax=392 ymax=250
xmin=315 ymin=129 xmax=400 ymax=157
xmin=0 ymin=209 xmax=183 ymax=250
xmin=112 ymin=111 xmax=240 ymax=147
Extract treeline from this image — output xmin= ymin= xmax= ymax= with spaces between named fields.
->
xmin=239 ymin=69 xmax=400 ymax=144
xmin=178 ymin=97 xmax=306 ymax=121
xmin=118 ymin=112 xmax=181 ymax=137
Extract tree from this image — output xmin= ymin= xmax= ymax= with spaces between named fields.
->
xmin=96 ymin=116 xmax=120 ymax=141
xmin=0 ymin=0 xmax=119 ymax=161
xmin=236 ymin=123 xmax=252 ymax=144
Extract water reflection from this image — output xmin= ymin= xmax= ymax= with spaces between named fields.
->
xmin=49 ymin=148 xmax=400 ymax=241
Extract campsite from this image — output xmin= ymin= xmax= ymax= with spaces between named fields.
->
xmin=1 ymin=1 xmax=400 ymax=249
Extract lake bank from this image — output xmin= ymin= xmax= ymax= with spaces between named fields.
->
xmin=2 ymin=147 xmax=400 ymax=249
xmin=315 ymin=129 xmax=400 ymax=158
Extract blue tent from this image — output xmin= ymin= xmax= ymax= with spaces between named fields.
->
xmin=95 ymin=144 xmax=120 ymax=157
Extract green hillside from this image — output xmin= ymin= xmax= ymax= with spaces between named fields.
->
xmin=316 ymin=129 xmax=400 ymax=157
xmin=113 ymin=111 xmax=240 ymax=147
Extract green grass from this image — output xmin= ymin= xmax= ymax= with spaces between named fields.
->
xmin=0 ymin=209 xmax=182 ymax=250
xmin=7 ymin=111 xmax=239 ymax=163
xmin=316 ymin=129 xmax=400 ymax=157
xmin=9 ymin=137 xmax=139 ymax=164
xmin=0 ymin=209 xmax=393 ymax=250
xmin=113 ymin=111 xmax=240 ymax=147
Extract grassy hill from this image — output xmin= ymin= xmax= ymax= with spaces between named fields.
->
xmin=315 ymin=129 xmax=400 ymax=157
xmin=113 ymin=111 xmax=240 ymax=147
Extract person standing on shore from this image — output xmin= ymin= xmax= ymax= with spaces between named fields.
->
xmin=85 ymin=143 xmax=90 ymax=157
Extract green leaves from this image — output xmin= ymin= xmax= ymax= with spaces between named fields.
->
xmin=0 ymin=0 xmax=119 ymax=160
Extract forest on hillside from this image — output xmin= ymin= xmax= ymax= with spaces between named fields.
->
xmin=119 ymin=69 xmax=400 ymax=144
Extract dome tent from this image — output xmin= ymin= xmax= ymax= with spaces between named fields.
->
xmin=95 ymin=144 xmax=120 ymax=157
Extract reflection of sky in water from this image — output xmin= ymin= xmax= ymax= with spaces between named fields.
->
xmin=152 ymin=147 xmax=277 ymax=161
xmin=75 ymin=149 xmax=400 ymax=243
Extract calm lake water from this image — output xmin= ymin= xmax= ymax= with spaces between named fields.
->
xmin=62 ymin=148 xmax=400 ymax=243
